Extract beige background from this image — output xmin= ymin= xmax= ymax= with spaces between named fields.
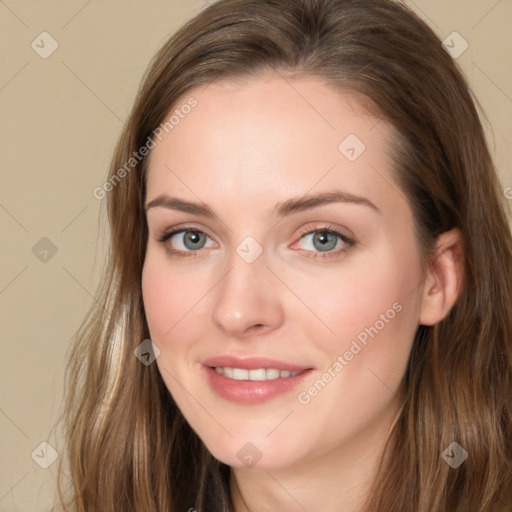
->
xmin=0 ymin=1 xmax=511 ymax=510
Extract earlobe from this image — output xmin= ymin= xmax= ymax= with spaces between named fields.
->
xmin=419 ymin=228 xmax=464 ymax=326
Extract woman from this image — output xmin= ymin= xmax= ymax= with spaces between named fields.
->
xmin=55 ymin=0 xmax=512 ymax=510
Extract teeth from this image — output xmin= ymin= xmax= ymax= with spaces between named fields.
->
xmin=214 ymin=367 xmax=303 ymax=381
xmin=232 ymin=368 xmax=249 ymax=380
xmin=266 ymin=368 xmax=280 ymax=379
xmin=248 ymin=368 xmax=266 ymax=381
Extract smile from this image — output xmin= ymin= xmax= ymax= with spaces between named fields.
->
xmin=204 ymin=366 xmax=313 ymax=404
xmin=213 ymin=367 xmax=304 ymax=380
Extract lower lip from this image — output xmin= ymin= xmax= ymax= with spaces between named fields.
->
xmin=203 ymin=366 xmax=313 ymax=404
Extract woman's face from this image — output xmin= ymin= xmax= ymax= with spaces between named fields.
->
xmin=142 ymin=72 xmax=425 ymax=470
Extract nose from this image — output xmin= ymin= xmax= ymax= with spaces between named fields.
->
xmin=211 ymin=250 xmax=285 ymax=339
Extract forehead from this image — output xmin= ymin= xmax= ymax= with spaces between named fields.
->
xmin=145 ymin=72 xmax=403 ymax=218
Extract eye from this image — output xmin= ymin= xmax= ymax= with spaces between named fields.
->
xmin=294 ymin=225 xmax=356 ymax=259
xmin=157 ymin=224 xmax=356 ymax=260
xmin=158 ymin=226 xmax=215 ymax=257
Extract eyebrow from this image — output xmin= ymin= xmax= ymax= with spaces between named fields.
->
xmin=144 ymin=190 xmax=380 ymax=218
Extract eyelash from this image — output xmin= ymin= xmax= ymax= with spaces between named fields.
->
xmin=157 ymin=224 xmax=356 ymax=260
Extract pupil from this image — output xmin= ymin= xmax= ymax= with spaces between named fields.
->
xmin=185 ymin=231 xmax=204 ymax=249
xmin=314 ymin=231 xmax=336 ymax=251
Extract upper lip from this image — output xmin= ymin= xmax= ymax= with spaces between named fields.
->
xmin=202 ymin=355 xmax=312 ymax=372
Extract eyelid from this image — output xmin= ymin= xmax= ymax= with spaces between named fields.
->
xmin=157 ymin=222 xmax=356 ymax=259
xmin=157 ymin=223 xmax=216 ymax=242
xmin=294 ymin=222 xmax=354 ymax=241
xmin=156 ymin=222 xmax=352 ymax=241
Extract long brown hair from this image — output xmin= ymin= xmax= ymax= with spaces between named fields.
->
xmin=54 ymin=0 xmax=512 ymax=510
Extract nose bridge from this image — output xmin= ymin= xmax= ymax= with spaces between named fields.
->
xmin=211 ymin=240 xmax=284 ymax=337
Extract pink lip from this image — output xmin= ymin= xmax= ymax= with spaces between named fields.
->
xmin=201 ymin=356 xmax=314 ymax=405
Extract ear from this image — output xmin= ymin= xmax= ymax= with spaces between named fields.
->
xmin=419 ymin=228 xmax=464 ymax=326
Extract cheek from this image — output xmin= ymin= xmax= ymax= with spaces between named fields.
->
xmin=287 ymin=260 xmax=421 ymax=454
xmin=326 ymin=260 xmax=418 ymax=348
xmin=141 ymin=253 xmax=199 ymax=412
xmin=142 ymin=250 xmax=213 ymax=387
xmin=294 ymin=241 xmax=422 ymax=397
xmin=292 ymin=245 xmax=421 ymax=340
xmin=142 ymin=250 xmax=204 ymax=340
xmin=142 ymin=260 xmax=173 ymax=340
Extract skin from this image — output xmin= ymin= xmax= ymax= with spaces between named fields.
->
xmin=142 ymin=71 xmax=463 ymax=511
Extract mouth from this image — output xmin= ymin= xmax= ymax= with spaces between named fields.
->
xmin=212 ymin=367 xmax=304 ymax=380
xmin=201 ymin=356 xmax=314 ymax=404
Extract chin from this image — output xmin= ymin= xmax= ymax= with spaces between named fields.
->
xmin=200 ymin=432 xmax=304 ymax=470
